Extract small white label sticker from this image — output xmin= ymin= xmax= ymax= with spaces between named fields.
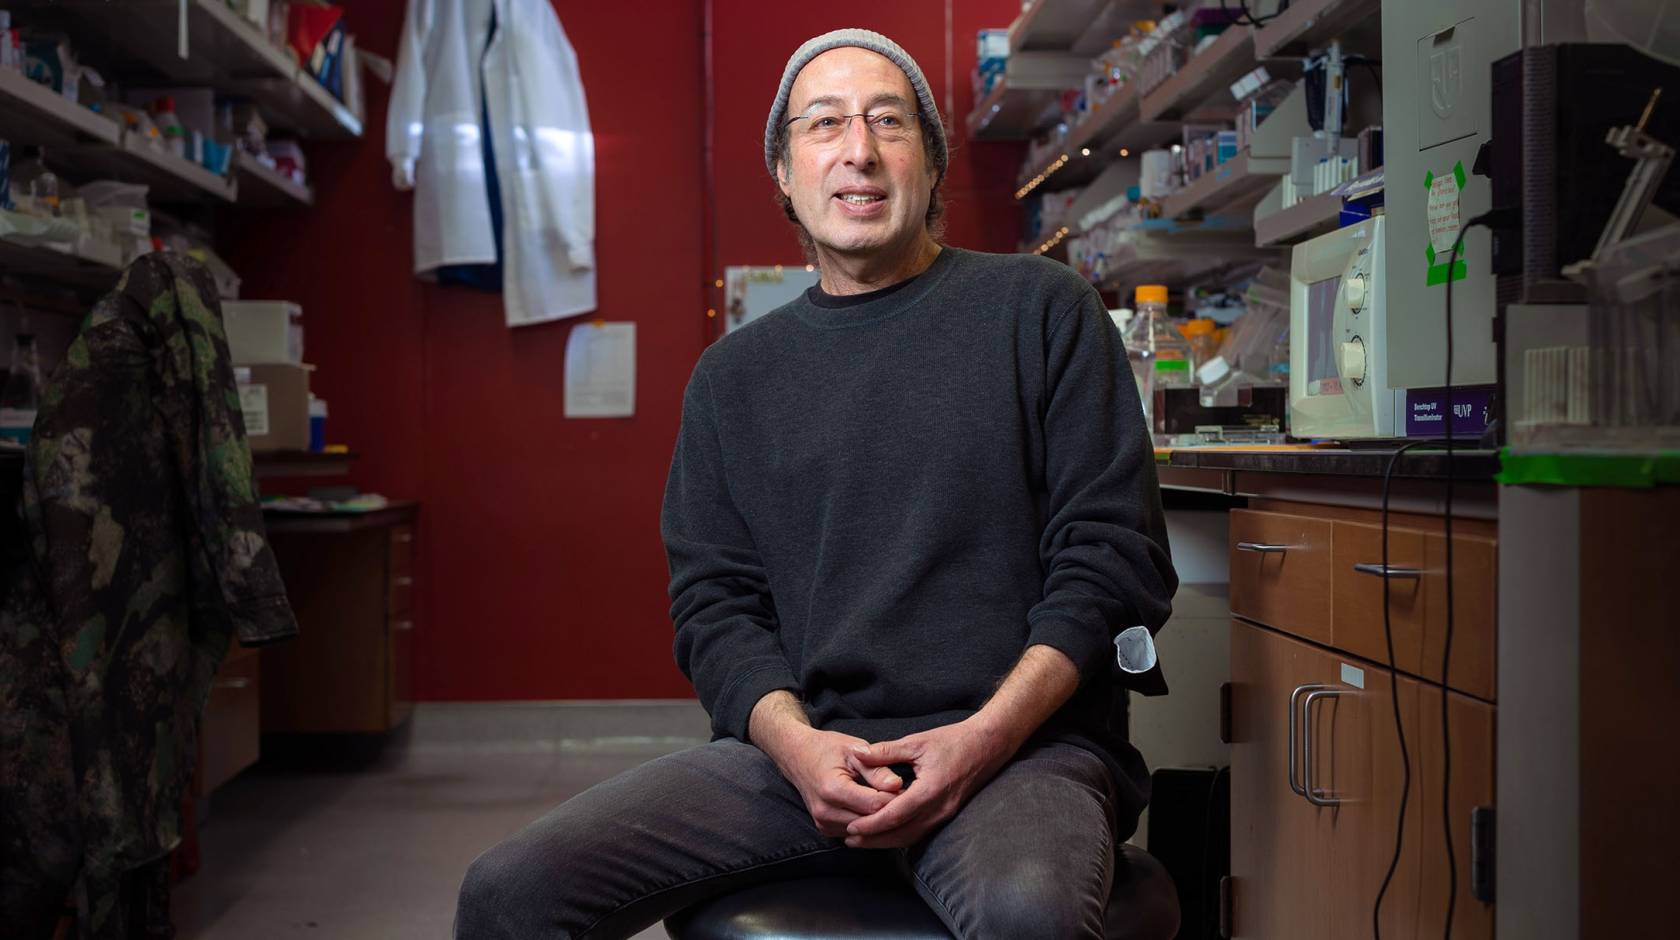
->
xmin=1341 ymin=663 xmax=1366 ymax=689
xmin=240 ymin=384 xmax=270 ymax=435
xmin=1427 ymin=172 xmax=1462 ymax=253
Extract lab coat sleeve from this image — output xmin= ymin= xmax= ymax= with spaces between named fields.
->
xmin=385 ymin=0 xmax=432 ymax=189
xmin=535 ymin=9 xmax=596 ymax=271
xmin=662 ymin=362 xmax=798 ymax=743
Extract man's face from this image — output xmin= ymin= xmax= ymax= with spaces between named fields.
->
xmin=777 ymin=47 xmax=936 ymax=260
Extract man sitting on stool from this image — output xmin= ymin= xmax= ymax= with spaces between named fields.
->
xmin=454 ymin=28 xmax=1177 ymax=940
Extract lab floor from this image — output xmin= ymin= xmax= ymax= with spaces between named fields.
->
xmin=173 ymin=702 xmax=712 ymax=940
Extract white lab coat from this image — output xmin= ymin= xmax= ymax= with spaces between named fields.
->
xmin=387 ymin=0 xmax=596 ymax=327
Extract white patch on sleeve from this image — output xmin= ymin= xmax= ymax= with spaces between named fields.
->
xmin=1113 ymin=626 xmax=1158 ymax=674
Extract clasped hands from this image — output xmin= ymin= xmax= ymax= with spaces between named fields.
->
xmin=779 ymin=720 xmax=1012 ymax=850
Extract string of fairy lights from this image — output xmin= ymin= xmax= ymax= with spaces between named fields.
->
xmin=1016 ymin=146 xmax=1134 ymax=200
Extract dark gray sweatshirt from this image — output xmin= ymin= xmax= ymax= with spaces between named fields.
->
xmin=661 ymin=247 xmax=1176 ymax=811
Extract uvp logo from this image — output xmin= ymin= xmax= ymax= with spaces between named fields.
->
xmin=1429 ymin=34 xmax=1462 ymax=119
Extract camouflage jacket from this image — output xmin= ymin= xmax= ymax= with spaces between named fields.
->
xmin=0 ymin=253 xmax=299 ymax=938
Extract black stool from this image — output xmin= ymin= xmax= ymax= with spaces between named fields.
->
xmin=665 ymin=843 xmax=1181 ymax=940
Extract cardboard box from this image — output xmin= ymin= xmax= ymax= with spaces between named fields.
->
xmin=223 ymin=300 xmax=303 ymax=364
xmin=238 ymin=363 xmax=311 ymax=452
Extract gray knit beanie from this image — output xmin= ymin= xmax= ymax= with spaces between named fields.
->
xmin=764 ymin=28 xmax=948 ymax=180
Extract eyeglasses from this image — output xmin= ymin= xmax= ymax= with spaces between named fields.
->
xmin=784 ymin=109 xmax=922 ymax=145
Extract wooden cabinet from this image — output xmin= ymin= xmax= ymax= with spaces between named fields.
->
xmin=197 ymin=643 xmax=262 ymax=795
xmin=261 ymin=506 xmax=419 ymax=734
xmin=1231 ymin=621 xmax=1494 ymax=939
xmin=1230 ymin=496 xmax=1496 ymax=939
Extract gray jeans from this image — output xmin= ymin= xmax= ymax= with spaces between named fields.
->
xmin=454 ymin=737 xmax=1125 ymax=939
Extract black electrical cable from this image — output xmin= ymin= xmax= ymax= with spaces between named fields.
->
xmin=1344 ymin=56 xmax=1383 ymax=94
xmin=1439 ymin=231 xmax=1464 ymax=940
xmin=1220 ymin=0 xmax=1289 ymax=28
xmin=1437 ymin=214 xmax=1499 ymax=939
xmin=1371 ymin=208 xmax=1515 ymax=940
xmin=1370 ymin=437 xmax=1443 ymax=940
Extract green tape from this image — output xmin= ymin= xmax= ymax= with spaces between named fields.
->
xmin=1155 ymin=359 xmax=1191 ymax=376
xmin=1427 ymin=260 xmax=1468 ymax=285
xmin=1497 ymin=449 xmax=1680 ymax=488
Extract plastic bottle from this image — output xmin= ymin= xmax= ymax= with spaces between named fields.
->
xmin=1181 ymin=318 xmax=1219 ymax=373
xmin=153 ymin=96 xmax=187 ymax=159
xmin=0 ymin=324 xmax=42 ymax=444
xmin=1136 ymin=284 xmax=1192 ymax=388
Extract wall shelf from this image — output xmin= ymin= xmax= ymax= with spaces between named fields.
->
xmin=64 ymin=132 xmax=239 ymax=203
xmin=23 ymin=0 xmax=362 ymax=139
xmin=968 ymin=78 xmax=1058 ymax=142
xmin=1017 ymin=84 xmax=1181 ymax=198
xmin=1140 ymin=26 xmax=1257 ymax=122
xmin=1254 ymin=190 xmax=1345 ymax=247
xmin=1251 ymin=0 xmax=1381 ymax=59
xmin=1009 ymin=0 xmax=1116 ymax=53
xmin=966 ymin=52 xmax=1091 ymax=141
xmin=0 ymin=69 xmax=239 ymax=203
xmin=1094 ymin=220 xmax=1277 ymax=292
xmin=234 ymin=152 xmax=314 ymax=208
xmin=0 ymin=67 xmax=122 ymax=149
xmin=0 ymin=235 xmax=122 ymax=295
xmin=1161 ymin=152 xmax=1286 ymax=222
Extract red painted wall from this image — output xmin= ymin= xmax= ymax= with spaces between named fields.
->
xmin=229 ymin=0 xmax=1025 ymax=701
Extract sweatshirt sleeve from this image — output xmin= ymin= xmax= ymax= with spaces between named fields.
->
xmin=1025 ymin=289 xmax=1178 ymax=684
xmin=663 ymin=362 xmax=799 ymax=741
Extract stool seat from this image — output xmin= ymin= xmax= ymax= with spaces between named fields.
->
xmin=665 ymin=844 xmax=1180 ymax=940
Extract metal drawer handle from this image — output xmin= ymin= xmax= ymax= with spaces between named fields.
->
xmin=1288 ymin=683 xmax=1330 ymax=798
xmin=212 ymin=677 xmax=252 ymax=690
xmin=1353 ymin=563 xmax=1422 ymax=579
xmin=393 ymin=620 xmax=415 ymax=632
xmin=394 ymin=576 xmax=415 ymax=587
xmin=1303 ymin=688 xmax=1351 ymax=807
xmin=1237 ymin=541 xmax=1293 ymax=553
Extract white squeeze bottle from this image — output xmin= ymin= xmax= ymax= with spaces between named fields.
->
xmin=154 ymin=97 xmax=188 ymax=159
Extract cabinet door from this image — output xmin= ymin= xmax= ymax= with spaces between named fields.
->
xmin=1323 ymin=656 xmax=1495 ymax=938
xmin=264 ymin=527 xmax=392 ymax=733
xmin=1410 ymin=682 xmax=1495 ymax=938
xmin=1325 ymin=657 xmax=1425 ymax=937
xmin=1229 ymin=620 xmax=1333 ymax=940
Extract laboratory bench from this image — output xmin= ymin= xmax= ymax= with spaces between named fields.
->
xmin=1155 ymin=444 xmax=1498 ymax=938
xmin=1150 ymin=444 xmax=1675 ymax=939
